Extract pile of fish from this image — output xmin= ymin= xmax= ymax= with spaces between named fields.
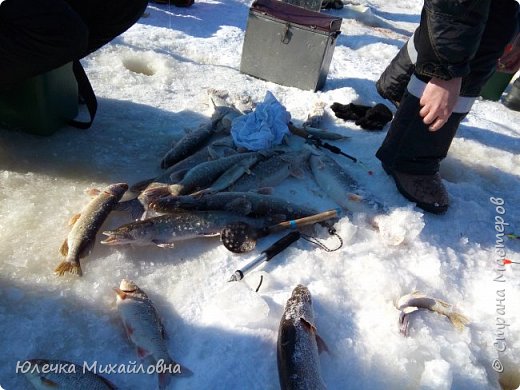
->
xmin=23 ymin=91 xmax=470 ymax=389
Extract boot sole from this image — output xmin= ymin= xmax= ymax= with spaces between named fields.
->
xmin=382 ymin=163 xmax=448 ymax=215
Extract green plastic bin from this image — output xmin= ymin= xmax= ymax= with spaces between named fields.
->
xmin=480 ymin=70 xmax=515 ymax=101
xmin=0 ymin=63 xmax=78 ymax=136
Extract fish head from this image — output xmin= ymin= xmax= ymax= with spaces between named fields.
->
xmin=115 ymin=279 xmax=146 ymax=301
xmin=100 ymin=226 xmax=140 ymax=246
xmin=106 ymin=183 xmax=129 ymax=198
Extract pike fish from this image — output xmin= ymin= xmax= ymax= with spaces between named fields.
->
xmin=142 ymin=152 xmax=258 ymax=200
xmin=397 ymin=290 xmax=470 ymax=336
xmin=309 ymin=152 xmax=383 ymax=214
xmin=227 ymin=150 xmax=310 ymax=193
xmin=22 ymin=359 xmax=115 ymax=389
xmin=149 ymin=192 xmax=319 ymax=221
xmin=277 ymin=285 xmax=328 ymax=390
xmin=101 ymin=210 xmax=266 ymax=247
xmin=115 ymin=279 xmax=190 ymax=389
xmin=55 ymin=183 xmax=128 ymax=276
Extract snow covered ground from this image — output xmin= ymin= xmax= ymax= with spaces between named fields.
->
xmin=1 ymin=0 xmax=519 ymax=389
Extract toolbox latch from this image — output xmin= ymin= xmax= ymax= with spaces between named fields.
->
xmin=281 ymin=24 xmax=292 ymax=44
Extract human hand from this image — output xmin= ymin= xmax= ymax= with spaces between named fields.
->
xmin=419 ymin=77 xmax=461 ymax=132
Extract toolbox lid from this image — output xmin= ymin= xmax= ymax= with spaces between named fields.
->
xmin=251 ymin=0 xmax=342 ymax=32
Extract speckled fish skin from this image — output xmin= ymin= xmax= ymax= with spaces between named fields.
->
xmin=54 ymin=183 xmax=128 ymax=276
xmin=149 ymin=192 xmax=319 ymax=221
xmin=23 ymin=359 xmax=115 ymax=389
xmin=397 ymin=291 xmax=470 ymax=336
xmin=227 ymin=150 xmax=311 ymax=192
xmin=115 ymin=279 xmax=186 ymax=389
xmin=310 ymin=153 xmax=383 ymax=214
xmin=101 ymin=211 xmax=267 ymax=247
xmin=277 ymin=285 xmax=326 ymax=390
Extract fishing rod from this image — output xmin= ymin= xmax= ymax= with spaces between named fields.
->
xmin=288 ymin=123 xmax=373 ymax=175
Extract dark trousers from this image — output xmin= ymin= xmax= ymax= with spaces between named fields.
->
xmin=0 ymin=0 xmax=148 ymax=90
xmin=376 ymin=0 xmax=519 ymax=175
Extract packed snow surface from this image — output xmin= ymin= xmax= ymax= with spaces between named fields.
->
xmin=1 ymin=0 xmax=519 ymax=389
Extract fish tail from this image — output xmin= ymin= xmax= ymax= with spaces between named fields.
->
xmin=157 ymin=360 xmax=192 ymax=389
xmin=448 ymin=311 xmax=470 ymax=331
xmin=54 ymin=261 xmax=82 ymax=277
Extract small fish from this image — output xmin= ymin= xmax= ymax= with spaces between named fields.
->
xmin=309 ymin=152 xmax=382 ymax=214
xmin=142 ymin=152 xmax=259 ymax=200
xmin=227 ymin=150 xmax=310 ymax=193
xmin=277 ymin=285 xmax=328 ymax=390
xmin=115 ymin=279 xmax=190 ymax=389
xmin=22 ymin=359 xmax=115 ymax=389
xmin=101 ymin=211 xmax=266 ymax=247
xmin=149 ymin=192 xmax=319 ymax=221
xmin=397 ymin=291 xmax=470 ymax=336
xmin=303 ymin=126 xmax=350 ymax=141
xmin=55 ymin=183 xmax=128 ymax=276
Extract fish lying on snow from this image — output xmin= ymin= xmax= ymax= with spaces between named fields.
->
xmin=309 ymin=152 xmax=383 ymax=214
xmin=397 ymin=291 xmax=470 ymax=336
xmin=227 ymin=149 xmax=310 ymax=193
xmin=149 ymin=192 xmax=319 ymax=221
xmin=115 ymin=279 xmax=191 ymax=389
xmin=277 ymin=285 xmax=328 ymax=390
xmin=22 ymin=359 xmax=115 ymax=389
xmin=101 ymin=211 xmax=267 ymax=247
xmin=142 ymin=152 xmax=260 ymax=201
xmin=55 ymin=183 xmax=128 ymax=276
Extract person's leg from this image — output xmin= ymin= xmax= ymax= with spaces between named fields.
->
xmin=64 ymin=0 xmax=148 ymax=57
xmin=376 ymin=0 xmax=519 ymax=213
xmin=0 ymin=0 xmax=88 ymax=90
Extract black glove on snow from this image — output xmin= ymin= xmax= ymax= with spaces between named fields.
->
xmin=355 ymin=103 xmax=393 ymax=131
xmin=331 ymin=102 xmax=371 ymax=121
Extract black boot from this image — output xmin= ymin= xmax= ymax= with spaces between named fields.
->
xmin=503 ymin=78 xmax=520 ymax=111
xmin=376 ymin=90 xmax=466 ymax=214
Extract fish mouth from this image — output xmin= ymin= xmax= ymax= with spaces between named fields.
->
xmin=100 ymin=232 xmax=132 ymax=245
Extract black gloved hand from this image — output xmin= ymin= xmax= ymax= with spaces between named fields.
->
xmin=355 ymin=103 xmax=393 ymax=131
xmin=331 ymin=102 xmax=371 ymax=121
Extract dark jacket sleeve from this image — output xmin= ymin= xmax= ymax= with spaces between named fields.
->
xmin=414 ymin=0 xmax=491 ymax=80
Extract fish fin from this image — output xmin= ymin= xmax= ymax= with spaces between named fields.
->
xmin=85 ymin=188 xmax=101 ymax=197
xmin=59 ymin=239 xmax=69 ymax=256
xmin=300 ymin=317 xmax=317 ymax=333
xmin=40 ymin=377 xmax=59 ymax=387
xmin=153 ymin=240 xmax=175 ymax=249
xmin=448 ymin=311 xmax=470 ymax=331
xmin=316 ymin=333 xmax=331 ymax=355
xmin=158 ymin=363 xmax=193 ymax=390
xmin=137 ymin=346 xmax=151 ymax=358
xmin=54 ymin=261 xmax=82 ymax=277
xmin=68 ymin=213 xmax=81 ymax=226
xmin=290 ymin=167 xmax=305 ymax=179
xmin=399 ymin=311 xmax=410 ymax=337
xmin=142 ymin=185 xmax=172 ymax=201
xmin=226 ymin=198 xmax=252 ymax=215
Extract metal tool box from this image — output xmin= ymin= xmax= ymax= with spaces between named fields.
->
xmin=240 ymin=0 xmax=342 ymax=91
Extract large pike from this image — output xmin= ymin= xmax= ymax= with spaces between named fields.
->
xmin=101 ymin=211 xmax=267 ymax=247
xmin=55 ymin=183 xmax=128 ymax=276
xmin=309 ymin=152 xmax=383 ymax=214
xmin=115 ymin=279 xmax=190 ymax=389
xmin=227 ymin=149 xmax=310 ymax=192
xmin=149 ymin=192 xmax=319 ymax=221
xmin=22 ymin=359 xmax=115 ymax=389
xmin=397 ymin=291 xmax=470 ymax=336
xmin=277 ymin=285 xmax=328 ymax=390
